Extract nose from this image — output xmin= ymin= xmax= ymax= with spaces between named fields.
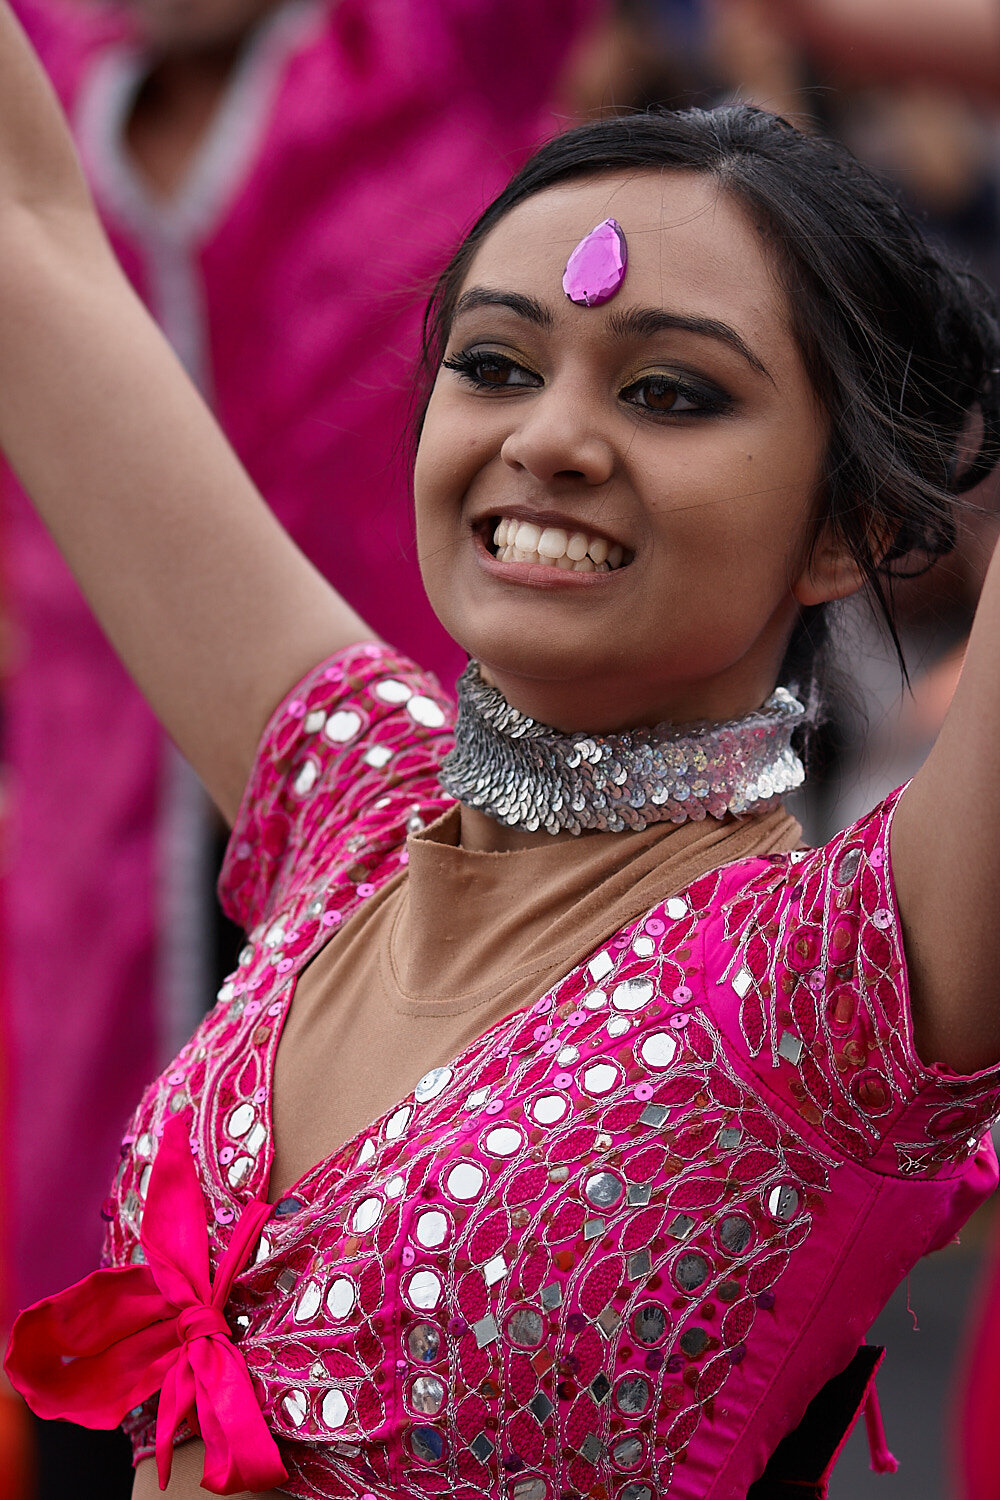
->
xmin=499 ymin=384 xmax=615 ymax=488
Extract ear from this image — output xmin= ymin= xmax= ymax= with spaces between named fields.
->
xmin=792 ymin=524 xmax=869 ymax=607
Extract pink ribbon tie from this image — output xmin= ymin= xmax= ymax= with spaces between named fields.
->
xmin=4 ymin=1112 xmax=287 ymax=1495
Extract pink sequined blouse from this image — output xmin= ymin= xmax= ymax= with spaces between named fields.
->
xmin=16 ymin=644 xmax=1000 ymax=1498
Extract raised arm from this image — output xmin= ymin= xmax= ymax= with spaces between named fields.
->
xmin=893 ymin=525 xmax=1000 ymax=1073
xmin=0 ymin=1 xmax=376 ymax=821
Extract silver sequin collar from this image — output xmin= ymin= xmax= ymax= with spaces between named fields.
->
xmin=438 ymin=661 xmax=806 ymax=834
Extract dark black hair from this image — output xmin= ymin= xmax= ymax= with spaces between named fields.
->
xmin=418 ymin=105 xmax=1000 ymax=703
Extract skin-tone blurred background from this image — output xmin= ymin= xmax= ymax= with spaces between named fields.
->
xmin=1 ymin=0 xmax=1000 ymax=1495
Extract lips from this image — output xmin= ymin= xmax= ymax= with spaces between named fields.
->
xmin=486 ymin=517 xmax=630 ymax=573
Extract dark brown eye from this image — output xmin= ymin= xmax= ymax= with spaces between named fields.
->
xmin=442 ymin=351 xmax=541 ymax=390
xmin=621 ymin=373 xmax=729 ymax=418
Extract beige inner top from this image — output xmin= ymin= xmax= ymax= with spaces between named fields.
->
xmin=268 ymin=805 xmax=801 ymax=1198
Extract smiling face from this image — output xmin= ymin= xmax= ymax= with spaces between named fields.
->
xmin=415 ymin=171 xmax=852 ymax=733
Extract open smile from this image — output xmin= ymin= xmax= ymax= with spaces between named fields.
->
xmin=481 ymin=515 xmax=632 ymax=573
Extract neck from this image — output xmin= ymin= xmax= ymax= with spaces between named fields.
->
xmin=440 ymin=662 xmax=807 ymax=844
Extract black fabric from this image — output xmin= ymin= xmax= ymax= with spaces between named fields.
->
xmin=747 ymin=1345 xmax=884 ymax=1499
xmin=31 ymin=1415 xmax=134 ymax=1500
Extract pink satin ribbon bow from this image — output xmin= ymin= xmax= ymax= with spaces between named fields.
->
xmin=4 ymin=1111 xmax=288 ymax=1494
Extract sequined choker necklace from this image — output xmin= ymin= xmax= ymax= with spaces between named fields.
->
xmin=438 ymin=662 xmax=807 ymax=835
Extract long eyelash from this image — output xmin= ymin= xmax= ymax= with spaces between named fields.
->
xmin=625 ymin=376 xmax=734 ymax=417
xmin=441 ymin=350 xmax=508 ymax=378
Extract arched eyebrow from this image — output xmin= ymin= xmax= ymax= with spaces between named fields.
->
xmin=451 ymin=287 xmax=773 ymax=383
xmin=606 ymin=305 xmax=773 ymax=382
xmin=452 ymin=288 xmax=554 ymax=328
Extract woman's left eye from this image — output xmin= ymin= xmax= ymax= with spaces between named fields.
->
xmin=621 ymin=375 xmax=727 ymax=417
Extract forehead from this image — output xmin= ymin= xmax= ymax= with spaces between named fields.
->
xmin=460 ymin=171 xmax=793 ymax=350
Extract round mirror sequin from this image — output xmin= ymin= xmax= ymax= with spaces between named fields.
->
xmin=407 ymin=1322 xmax=442 ymax=1363
xmin=326 ymin=1277 xmax=355 ymax=1320
xmin=512 ymin=1482 xmax=546 ymax=1500
xmin=294 ymin=760 xmax=318 ymax=795
xmin=227 ymin=1103 xmax=254 ymax=1138
xmin=320 ymin=1389 xmax=349 ymax=1429
xmin=506 ymin=1308 xmax=545 ymax=1347
xmin=375 ymin=678 xmax=412 ymax=704
xmin=674 ymin=1253 xmax=711 ymax=1293
xmin=324 ymin=710 xmax=362 ymax=743
xmin=386 ymin=1105 xmax=412 ymax=1140
xmin=415 ymin=1066 xmax=452 ymax=1102
xmin=293 ymin=1280 xmax=322 ymax=1323
xmin=612 ymin=1435 xmax=644 ymax=1470
xmin=407 ymin=696 xmax=447 ymax=729
xmin=718 ymin=1214 xmax=753 ymax=1255
xmin=409 ymin=1425 xmax=445 ymax=1463
xmin=630 ymin=1303 xmax=668 ymax=1345
xmin=351 ymin=1196 xmax=383 ymax=1233
xmin=531 ymin=1094 xmax=568 ymax=1125
xmin=612 ymin=978 xmax=654 ymax=1011
xmin=620 ymin=1486 xmax=653 ymax=1500
xmin=766 ymin=1183 xmax=800 ymax=1221
xmin=835 ymin=846 xmax=862 ymax=885
xmin=409 ymin=1374 xmax=446 ymax=1415
xmin=227 ymin=1156 xmax=253 ymax=1190
xmin=484 ymin=1126 xmax=523 ymax=1157
xmin=445 ymin=1163 xmax=485 ymax=1202
xmin=615 ymin=1375 xmax=651 ymax=1415
xmin=639 ymin=1032 xmax=677 ymax=1069
xmin=406 ymin=1270 xmax=442 ymax=1311
xmin=582 ymin=1062 xmax=620 ymax=1096
xmin=585 ymin=1171 xmax=624 ymax=1209
xmin=282 ymin=1390 xmax=307 ymax=1428
xmin=415 ymin=1210 xmax=449 ymax=1249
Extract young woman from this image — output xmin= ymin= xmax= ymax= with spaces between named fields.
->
xmin=3 ymin=6 xmax=1000 ymax=1495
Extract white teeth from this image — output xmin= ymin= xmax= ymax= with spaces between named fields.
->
xmin=490 ymin=517 xmax=628 ymax=572
xmin=538 ymin=527 xmax=569 ymax=560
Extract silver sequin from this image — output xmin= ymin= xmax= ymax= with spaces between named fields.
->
xmin=439 ymin=662 xmax=806 ymax=834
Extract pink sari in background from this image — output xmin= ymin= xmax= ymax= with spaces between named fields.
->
xmin=0 ymin=0 xmax=598 ymax=1326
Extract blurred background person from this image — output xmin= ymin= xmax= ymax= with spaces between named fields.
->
xmin=0 ymin=0 xmax=603 ymax=1491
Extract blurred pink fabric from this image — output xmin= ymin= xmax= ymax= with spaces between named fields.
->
xmin=1 ymin=0 xmax=597 ymax=1323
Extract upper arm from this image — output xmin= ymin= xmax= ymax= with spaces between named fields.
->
xmin=0 ymin=207 xmax=376 ymax=823
xmin=891 ymin=535 xmax=1000 ymax=1072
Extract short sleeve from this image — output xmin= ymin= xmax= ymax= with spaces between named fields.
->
xmin=219 ymin=642 xmax=455 ymax=934
xmin=718 ymin=788 xmax=1000 ymax=1177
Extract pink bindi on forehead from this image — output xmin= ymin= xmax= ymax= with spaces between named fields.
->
xmin=562 ymin=218 xmax=628 ymax=307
